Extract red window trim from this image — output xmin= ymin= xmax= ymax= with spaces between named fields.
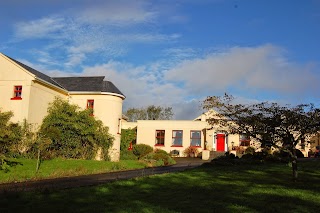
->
xmin=11 ymin=97 xmax=22 ymax=100
xmin=171 ymin=145 xmax=183 ymax=147
xmin=87 ymin=99 xmax=94 ymax=116
xmin=172 ymin=130 xmax=183 ymax=146
xmin=11 ymin=85 xmax=22 ymax=100
xmin=155 ymin=130 xmax=165 ymax=146
xmin=190 ymin=130 xmax=201 ymax=139
xmin=240 ymin=134 xmax=250 ymax=146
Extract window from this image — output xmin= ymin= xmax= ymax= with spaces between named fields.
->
xmin=155 ymin=130 xmax=165 ymax=146
xmin=190 ymin=130 xmax=201 ymax=147
xmin=11 ymin=85 xmax=22 ymax=100
xmin=240 ymin=134 xmax=250 ymax=146
xmin=172 ymin=130 xmax=183 ymax=147
xmin=87 ymin=99 xmax=94 ymax=116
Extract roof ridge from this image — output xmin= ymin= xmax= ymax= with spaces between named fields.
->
xmin=4 ymin=54 xmax=66 ymax=90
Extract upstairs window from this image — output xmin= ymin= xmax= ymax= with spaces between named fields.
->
xmin=155 ymin=130 xmax=165 ymax=146
xmin=172 ymin=130 xmax=183 ymax=147
xmin=190 ymin=130 xmax=201 ymax=147
xmin=11 ymin=85 xmax=22 ymax=100
xmin=87 ymin=99 xmax=94 ymax=116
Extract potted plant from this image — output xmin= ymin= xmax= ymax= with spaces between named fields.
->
xmin=183 ymin=146 xmax=199 ymax=157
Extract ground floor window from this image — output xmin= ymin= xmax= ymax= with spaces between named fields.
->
xmin=190 ymin=130 xmax=201 ymax=147
xmin=172 ymin=130 xmax=183 ymax=146
xmin=240 ymin=134 xmax=250 ymax=146
xmin=155 ymin=130 xmax=165 ymax=146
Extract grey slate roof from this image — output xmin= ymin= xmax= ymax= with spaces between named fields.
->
xmin=53 ymin=77 xmax=125 ymax=96
xmin=6 ymin=55 xmax=64 ymax=89
xmin=5 ymin=54 xmax=124 ymax=97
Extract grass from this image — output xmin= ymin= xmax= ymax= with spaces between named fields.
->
xmin=1 ymin=159 xmax=320 ymax=212
xmin=0 ymin=158 xmax=148 ymax=183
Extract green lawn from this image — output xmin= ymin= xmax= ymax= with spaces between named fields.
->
xmin=1 ymin=160 xmax=320 ymax=213
xmin=0 ymin=158 xmax=147 ymax=183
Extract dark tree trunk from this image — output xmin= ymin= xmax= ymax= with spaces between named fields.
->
xmin=291 ymin=148 xmax=298 ymax=181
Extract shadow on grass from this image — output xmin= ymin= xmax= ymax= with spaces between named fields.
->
xmin=1 ymin=160 xmax=320 ymax=212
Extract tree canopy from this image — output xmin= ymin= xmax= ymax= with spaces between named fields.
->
xmin=203 ymin=94 xmax=320 ymax=180
xmin=124 ymin=105 xmax=174 ymax=122
xmin=38 ymin=98 xmax=114 ymax=160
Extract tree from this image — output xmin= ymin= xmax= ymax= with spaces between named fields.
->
xmin=0 ymin=110 xmax=22 ymax=156
xmin=120 ymin=128 xmax=136 ymax=151
xmin=203 ymin=94 xmax=320 ymax=181
xmin=38 ymin=97 xmax=114 ymax=160
xmin=0 ymin=110 xmax=23 ymax=171
xmin=124 ymin=105 xmax=174 ymax=122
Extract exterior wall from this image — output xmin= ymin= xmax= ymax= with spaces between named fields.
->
xmin=122 ymin=120 xmax=137 ymax=129
xmin=69 ymin=94 xmax=124 ymax=161
xmin=0 ymin=54 xmax=35 ymax=123
xmin=136 ymin=120 xmax=207 ymax=156
xmin=27 ymin=81 xmax=66 ymax=129
xmin=0 ymin=53 xmax=67 ymax=130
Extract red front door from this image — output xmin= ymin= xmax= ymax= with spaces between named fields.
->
xmin=216 ymin=134 xmax=225 ymax=151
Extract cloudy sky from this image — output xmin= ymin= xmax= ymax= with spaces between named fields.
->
xmin=1 ymin=0 xmax=320 ymax=119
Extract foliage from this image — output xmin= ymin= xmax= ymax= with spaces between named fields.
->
xmin=0 ymin=110 xmax=24 ymax=171
xmin=132 ymin=144 xmax=153 ymax=159
xmin=120 ymin=128 xmax=136 ymax=150
xmin=244 ymin=146 xmax=256 ymax=155
xmin=120 ymin=150 xmax=137 ymax=160
xmin=0 ymin=110 xmax=23 ymax=156
xmin=203 ymin=93 xmax=320 ymax=180
xmin=38 ymin=97 xmax=114 ymax=160
xmin=183 ymin=146 xmax=199 ymax=157
xmin=143 ymin=149 xmax=175 ymax=166
xmin=124 ymin=105 xmax=174 ymax=122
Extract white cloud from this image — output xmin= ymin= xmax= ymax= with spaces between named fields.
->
xmin=165 ymin=44 xmax=320 ymax=98
xmin=11 ymin=1 xmax=180 ymax=68
xmin=76 ymin=0 xmax=157 ymax=26
xmin=44 ymin=44 xmax=320 ymax=119
xmin=14 ymin=16 xmax=65 ymax=39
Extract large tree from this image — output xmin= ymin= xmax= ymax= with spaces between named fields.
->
xmin=38 ymin=98 xmax=114 ymax=160
xmin=124 ymin=105 xmax=174 ymax=122
xmin=203 ymin=94 xmax=320 ymax=180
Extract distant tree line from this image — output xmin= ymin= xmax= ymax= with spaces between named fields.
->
xmin=124 ymin=105 xmax=174 ymax=122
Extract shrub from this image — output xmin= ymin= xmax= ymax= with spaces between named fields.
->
xmin=244 ymin=146 xmax=255 ymax=155
xmin=144 ymin=150 xmax=175 ymax=166
xmin=0 ymin=110 xmax=23 ymax=156
xmin=38 ymin=97 xmax=114 ymax=160
xmin=120 ymin=128 xmax=136 ymax=150
xmin=120 ymin=150 xmax=137 ymax=160
xmin=132 ymin=144 xmax=153 ymax=159
xmin=183 ymin=146 xmax=199 ymax=157
xmin=154 ymin=149 xmax=168 ymax=155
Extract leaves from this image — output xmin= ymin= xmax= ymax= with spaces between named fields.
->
xmin=124 ymin=105 xmax=174 ymax=122
xmin=38 ymin=97 xmax=114 ymax=160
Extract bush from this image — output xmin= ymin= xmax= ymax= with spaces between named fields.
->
xmin=0 ymin=110 xmax=23 ymax=156
xmin=120 ymin=128 xmax=136 ymax=151
xmin=183 ymin=146 xmax=199 ymax=157
xmin=120 ymin=150 xmax=137 ymax=160
xmin=244 ymin=146 xmax=255 ymax=155
xmin=132 ymin=144 xmax=153 ymax=159
xmin=38 ymin=97 xmax=114 ymax=160
xmin=144 ymin=149 xmax=175 ymax=166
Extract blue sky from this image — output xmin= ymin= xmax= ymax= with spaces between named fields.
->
xmin=1 ymin=0 xmax=320 ymax=119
